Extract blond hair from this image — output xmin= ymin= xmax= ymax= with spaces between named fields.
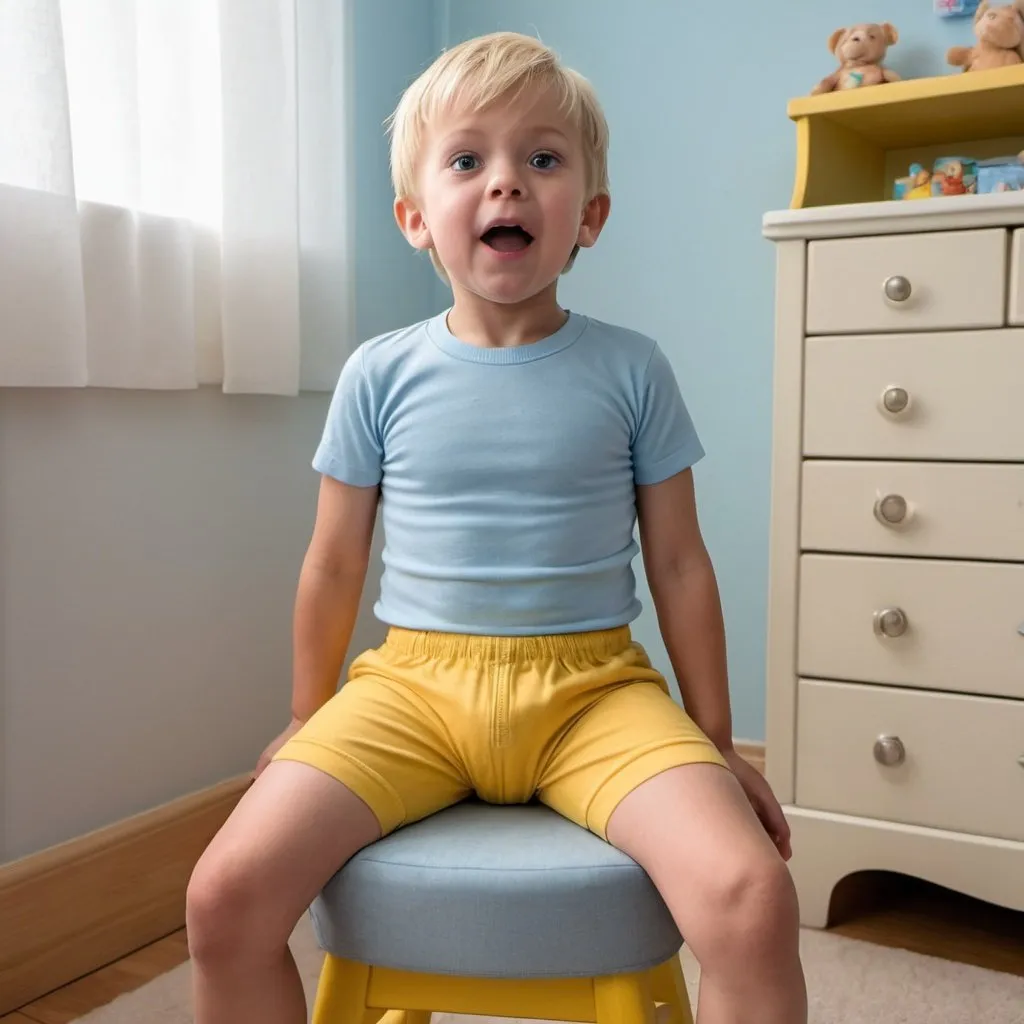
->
xmin=387 ymin=32 xmax=610 ymax=280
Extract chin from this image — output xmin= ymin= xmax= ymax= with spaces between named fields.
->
xmin=451 ymin=272 xmax=540 ymax=304
xmin=485 ymin=283 xmax=553 ymax=305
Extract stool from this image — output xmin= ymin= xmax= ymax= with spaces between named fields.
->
xmin=309 ymin=801 xmax=695 ymax=1024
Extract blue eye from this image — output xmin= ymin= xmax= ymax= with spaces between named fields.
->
xmin=451 ymin=153 xmax=479 ymax=172
xmin=530 ymin=152 xmax=559 ymax=170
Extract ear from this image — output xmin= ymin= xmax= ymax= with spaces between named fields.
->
xmin=576 ymin=192 xmax=611 ymax=250
xmin=827 ymin=27 xmax=847 ymax=54
xmin=881 ymin=22 xmax=899 ymax=45
xmin=394 ymin=195 xmax=432 ymax=252
xmin=975 ymin=1 xmax=990 ymax=22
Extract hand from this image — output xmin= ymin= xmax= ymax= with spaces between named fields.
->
xmin=724 ymin=748 xmax=792 ymax=861
xmin=253 ymin=716 xmax=306 ymax=780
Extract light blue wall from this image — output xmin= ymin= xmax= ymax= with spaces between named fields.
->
xmin=436 ymin=1 xmax=976 ymax=739
xmin=352 ymin=1 xmax=440 ymax=341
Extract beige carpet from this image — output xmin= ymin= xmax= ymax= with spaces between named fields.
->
xmin=75 ymin=915 xmax=1024 ymax=1024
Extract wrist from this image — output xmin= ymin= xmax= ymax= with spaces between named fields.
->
xmin=707 ymin=733 xmax=735 ymax=755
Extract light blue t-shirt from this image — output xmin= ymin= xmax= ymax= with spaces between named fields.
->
xmin=313 ymin=310 xmax=704 ymax=635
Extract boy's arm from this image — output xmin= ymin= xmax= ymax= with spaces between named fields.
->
xmin=635 ymin=468 xmax=732 ymax=752
xmin=636 ymin=468 xmax=792 ymax=859
xmin=291 ymin=474 xmax=379 ymax=723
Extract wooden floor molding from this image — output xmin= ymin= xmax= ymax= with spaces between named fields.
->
xmin=733 ymin=741 xmax=765 ymax=776
xmin=4 ymin=931 xmax=193 ymax=1024
xmin=0 ymin=775 xmax=249 ymax=1016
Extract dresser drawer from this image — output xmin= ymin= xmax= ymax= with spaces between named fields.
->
xmin=1012 ymin=228 xmax=1024 ymax=325
xmin=806 ymin=229 xmax=1007 ymax=334
xmin=796 ymin=679 xmax=1024 ymax=843
xmin=797 ymin=554 xmax=1024 ymax=700
xmin=801 ymin=460 xmax=1024 ymax=561
xmin=803 ymin=330 xmax=1024 ymax=460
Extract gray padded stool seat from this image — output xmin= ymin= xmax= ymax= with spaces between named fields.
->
xmin=310 ymin=800 xmax=682 ymax=979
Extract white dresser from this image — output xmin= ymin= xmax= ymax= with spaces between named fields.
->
xmin=762 ymin=192 xmax=1024 ymax=927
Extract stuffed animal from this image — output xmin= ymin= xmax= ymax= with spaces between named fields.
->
xmin=811 ymin=23 xmax=901 ymax=95
xmin=947 ymin=1 xmax=1024 ymax=71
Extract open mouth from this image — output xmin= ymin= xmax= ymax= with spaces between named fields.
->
xmin=480 ymin=224 xmax=534 ymax=253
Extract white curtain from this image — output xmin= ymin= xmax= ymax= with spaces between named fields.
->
xmin=0 ymin=0 xmax=353 ymax=395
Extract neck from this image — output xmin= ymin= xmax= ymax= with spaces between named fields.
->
xmin=446 ymin=283 xmax=568 ymax=348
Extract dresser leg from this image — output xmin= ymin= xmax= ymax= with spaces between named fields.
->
xmin=786 ymin=819 xmax=839 ymax=928
xmin=791 ymin=867 xmax=833 ymax=928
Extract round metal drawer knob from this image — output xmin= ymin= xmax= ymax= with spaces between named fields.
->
xmin=874 ymin=734 xmax=906 ymax=767
xmin=874 ymin=607 xmax=908 ymax=638
xmin=874 ymin=493 xmax=908 ymax=525
xmin=882 ymin=386 xmax=910 ymax=414
xmin=884 ymin=275 xmax=912 ymax=302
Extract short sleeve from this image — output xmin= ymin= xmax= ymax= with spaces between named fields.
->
xmin=311 ymin=346 xmax=384 ymax=486
xmin=631 ymin=343 xmax=705 ymax=486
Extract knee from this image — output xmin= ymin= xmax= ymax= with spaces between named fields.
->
xmin=701 ymin=852 xmax=799 ymax=963
xmin=185 ymin=854 xmax=277 ymax=966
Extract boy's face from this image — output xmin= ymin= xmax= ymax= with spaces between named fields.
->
xmin=396 ymin=86 xmax=609 ymax=307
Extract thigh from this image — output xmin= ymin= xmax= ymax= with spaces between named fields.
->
xmin=273 ymin=657 xmax=472 ymax=835
xmin=537 ymin=677 xmax=728 ymax=838
xmin=606 ymin=761 xmax=780 ymax=883
xmin=189 ymin=759 xmax=381 ymax=942
xmin=603 ymin=763 xmax=795 ymax=967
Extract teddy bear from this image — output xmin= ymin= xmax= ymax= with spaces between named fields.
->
xmin=811 ymin=23 xmax=901 ymax=95
xmin=947 ymin=1 xmax=1024 ymax=72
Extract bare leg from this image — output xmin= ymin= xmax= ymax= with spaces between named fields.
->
xmin=607 ymin=765 xmax=807 ymax=1024
xmin=186 ymin=760 xmax=382 ymax=1024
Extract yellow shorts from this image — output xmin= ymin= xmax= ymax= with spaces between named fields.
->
xmin=273 ymin=626 xmax=728 ymax=839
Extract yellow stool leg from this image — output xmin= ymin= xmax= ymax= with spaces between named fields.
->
xmin=650 ymin=956 xmax=695 ymax=1024
xmin=594 ymin=972 xmax=656 ymax=1024
xmin=377 ymin=1014 xmax=431 ymax=1024
xmin=312 ymin=955 xmax=370 ymax=1024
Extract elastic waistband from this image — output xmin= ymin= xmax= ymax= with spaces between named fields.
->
xmin=383 ymin=626 xmax=633 ymax=664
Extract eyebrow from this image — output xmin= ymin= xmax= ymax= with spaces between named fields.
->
xmin=437 ymin=124 xmax=573 ymax=148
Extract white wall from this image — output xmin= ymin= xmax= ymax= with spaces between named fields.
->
xmin=0 ymin=388 xmax=387 ymax=862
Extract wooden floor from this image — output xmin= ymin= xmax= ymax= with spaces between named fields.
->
xmin=3 ymin=876 xmax=1023 ymax=1023
xmin=2 ymin=930 xmax=191 ymax=1024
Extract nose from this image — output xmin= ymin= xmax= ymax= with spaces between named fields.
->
xmin=487 ymin=160 xmax=525 ymax=199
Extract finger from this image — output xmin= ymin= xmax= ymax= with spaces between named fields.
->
xmin=765 ymin=804 xmax=791 ymax=851
xmin=773 ymin=824 xmax=792 ymax=861
xmin=754 ymin=785 xmax=788 ymax=835
xmin=749 ymin=793 xmax=787 ymax=852
xmin=760 ymin=802 xmax=792 ymax=861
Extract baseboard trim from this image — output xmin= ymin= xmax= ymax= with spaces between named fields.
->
xmin=734 ymin=740 xmax=766 ymax=776
xmin=0 ymin=774 xmax=250 ymax=1015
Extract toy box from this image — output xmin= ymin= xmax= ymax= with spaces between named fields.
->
xmin=931 ymin=156 xmax=978 ymax=196
xmin=977 ymin=156 xmax=1024 ymax=193
xmin=934 ymin=0 xmax=981 ymax=16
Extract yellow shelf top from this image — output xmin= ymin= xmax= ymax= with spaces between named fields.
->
xmin=787 ymin=65 xmax=1024 ymax=149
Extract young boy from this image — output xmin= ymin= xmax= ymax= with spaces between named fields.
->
xmin=187 ymin=31 xmax=807 ymax=1024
